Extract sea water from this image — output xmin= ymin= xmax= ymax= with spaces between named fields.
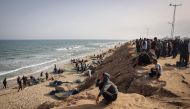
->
xmin=0 ymin=40 xmax=123 ymax=81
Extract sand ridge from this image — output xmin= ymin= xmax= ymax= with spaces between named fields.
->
xmin=0 ymin=42 xmax=190 ymax=109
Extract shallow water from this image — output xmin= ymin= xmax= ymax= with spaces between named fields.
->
xmin=0 ymin=40 xmax=123 ymax=81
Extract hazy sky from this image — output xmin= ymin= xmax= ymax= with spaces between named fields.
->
xmin=0 ymin=0 xmax=189 ymax=39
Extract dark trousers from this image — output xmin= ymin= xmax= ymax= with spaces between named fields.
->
xmin=103 ymin=93 xmax=117 ymax=102
xmin=172 ymin=49 xmax=178 ymax=58
xmin=149 ymin=68 xmax=157 ymax=77
xmin=155 ymin=49 xmax=160 ymax=59
xmin=180 ymin=54 xmax=189 ymax=67
xmin=3 ymin=83 xmax=6 ymax=88
xmin=184 ymin=54 xmax=189 ymax=66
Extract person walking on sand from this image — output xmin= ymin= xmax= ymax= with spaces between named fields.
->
xmin=17 ymin=76 xmax=22 ymax=92
xmin=96 ymin=72 xmax=118 ymax=104
xmin=45 ymin=72 xmax=49 ymax=80
xmin=40 ymin=72 xmax=43 ymax=77
xmin=3 ymin=78 xmax=7 ymax=88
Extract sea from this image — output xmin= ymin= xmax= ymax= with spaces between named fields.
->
xmin=0 ymin=40 xmax=124 ymax=81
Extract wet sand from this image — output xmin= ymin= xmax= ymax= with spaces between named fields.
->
xmin=0 ymin=42 xmax=190 ymax=109
xmin=0 ymin=43 xmax=120 ymax=109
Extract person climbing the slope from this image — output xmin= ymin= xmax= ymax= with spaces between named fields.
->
xmin=96 ymin=72 xmax=118 ymax=104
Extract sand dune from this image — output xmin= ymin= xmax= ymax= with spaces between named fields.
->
xmin=51 ymin=43 xmax=190 ymax=109
xmin=0 ymin=42 xmax=190 ymax=109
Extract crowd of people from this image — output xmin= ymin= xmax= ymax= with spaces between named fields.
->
xmin=134 ymin=37 xmax=190 ymax=79
xmin=2 ymin=71 xmax=50 ymax=91
xmin=1 ymin=38 xmax=189 ymax=105
xmin=135 ymin=37 xmax=190 ymax=68
xmin=53 ymin=64 xmax=64 ymax=74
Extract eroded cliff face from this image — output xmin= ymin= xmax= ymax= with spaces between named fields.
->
xmin=38 ymin=42 xmax=190 ymax=109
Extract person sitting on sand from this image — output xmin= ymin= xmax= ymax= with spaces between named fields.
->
xmin=3 ymin=77 xmax=7 ymax=88
xmin=149 ymin=59 xmax=162 ymax=79
xmin=17 ymin=76 xmax=22 ymax=92
xmin=133 ymin=51 xmax=151 ymax=67
xmin=96 ymin=72 xmax=118 ymax=104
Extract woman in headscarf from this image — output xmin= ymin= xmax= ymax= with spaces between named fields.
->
xmin=96 ymin=72 xmax=118 ymax=104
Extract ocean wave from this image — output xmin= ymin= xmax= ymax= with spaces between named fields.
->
xmin=0 ymin=59 xmax=57 ymax=76
xmin=56 ymin=48 xmax=68 ymax=51
xmin=56 ymin=45 xmax=82 ymax=51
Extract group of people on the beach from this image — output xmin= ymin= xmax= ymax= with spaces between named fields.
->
xmin=2 ymin=71 xmax=50 ymax=91
xmin=2 ymin=38 xmax=189 ymax=106
xmin=73 ymin=59 xmax=88 ymax=73
xmin=71 ymin=52 xmax=119 ymax=104
xmin=94 ymin=37 xmax=190 ymax=105
xmin=134 ymin=37 xmax=190 ymax=79
xmin=53 ymin=64 xmax=64 ymax=74
xmin=135 ymin=37 xmax=190 ymax=68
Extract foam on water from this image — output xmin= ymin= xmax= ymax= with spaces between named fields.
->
xmin=56 ymin=45 xmax=82 ymax=51
xmin=0 ymin=40 xmax=124 ymax=81
xmin=0 ymin=59 xmax=57 ymax=76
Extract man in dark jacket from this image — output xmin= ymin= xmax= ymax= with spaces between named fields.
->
xmin=96 ymin=72 xmax=118 ymax=104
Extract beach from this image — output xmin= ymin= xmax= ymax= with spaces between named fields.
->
xmin=0 ymin=41 xmax=122 ymax=109
xmin=41 ymin=42 xmax=190 ymax=109
xmin=0 ymin=41 xmax=189 ymax=109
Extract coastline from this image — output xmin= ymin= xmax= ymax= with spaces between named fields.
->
xmin=1 ymin=41 xmax=188 ymax=109
xmin=0 ymin=41 xmax=123 ymax=90
xmin=0 ymin=40 xmax=124 ymax=109
xmin=0 ymin=41 xmax=124 ymax=90
xmin=42 ymin=42 xmax=190 ymax=109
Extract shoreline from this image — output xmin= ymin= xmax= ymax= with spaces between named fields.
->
xmin=48 ymin=42 xmax=190 ymax=109
xmin=0 ymin=41 xmax=189 ymax=109
xmin=0 ymin=41 xmax=124 ymax=90
xmin=0 ymin=40 xmax=124 ymax=109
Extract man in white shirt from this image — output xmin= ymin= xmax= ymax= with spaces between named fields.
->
xmin=142 ymin=39 xmax=147 ymax=52
xmin=154 ymin=59 xmax=162 ymax=78
xmin=149 ymin=59 xmax=162 ymax=79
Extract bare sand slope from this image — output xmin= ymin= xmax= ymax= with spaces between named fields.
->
xmin=48 ymin=88 xmax=175 ymax=109
xmin=50 ymin=43 xmax=190 ymax=109
xmin=0 ymin=42 xmax=189 ymax=109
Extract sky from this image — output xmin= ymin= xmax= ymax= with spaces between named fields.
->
xmin=0 ymin=0 xmax=189 ymax=40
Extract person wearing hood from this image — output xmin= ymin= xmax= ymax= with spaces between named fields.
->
xmin=96 ymin=72 xmax=118 ymax=104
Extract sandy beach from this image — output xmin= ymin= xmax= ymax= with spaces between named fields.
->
xmin=0 ymin=42 xmax=121 ymax=109
xmin=1 ymin=0 xmax=190 ymax=108
xmin=0 ymin=42 xmax=189 ymax=109
xmin=41 ymin=42 xmax=189 ymax=109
